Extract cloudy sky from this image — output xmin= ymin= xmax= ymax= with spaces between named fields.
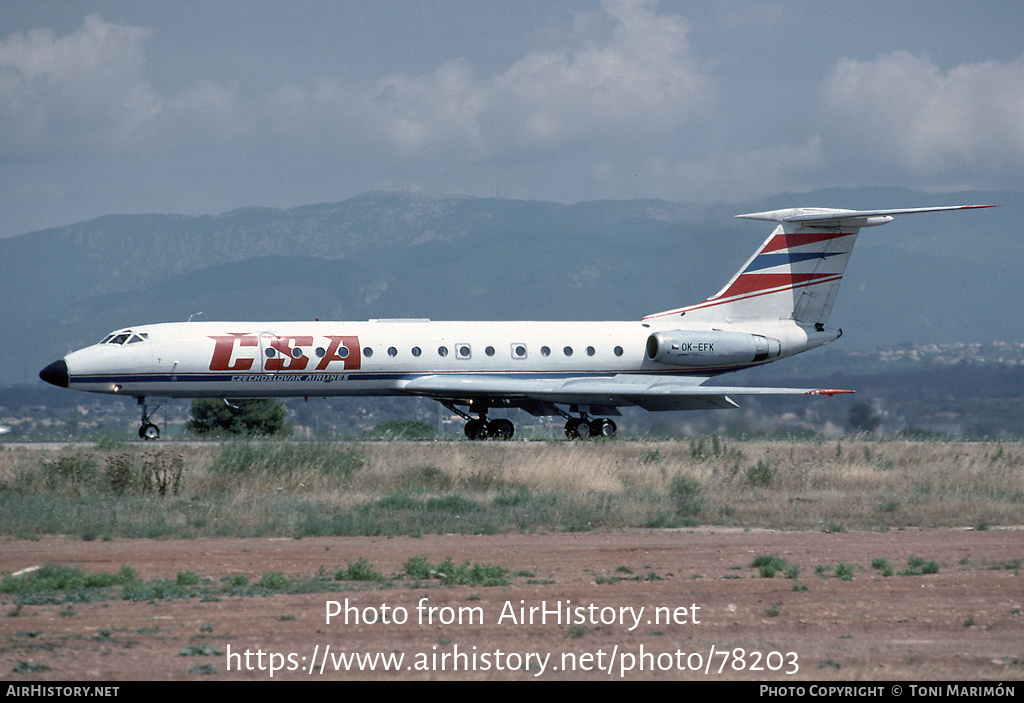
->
xmin=2 ymin=0 xmax=1022 ymax=238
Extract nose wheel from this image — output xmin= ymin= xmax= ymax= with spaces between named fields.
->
xmin=136 ymin=397 xmax=169 ymax=441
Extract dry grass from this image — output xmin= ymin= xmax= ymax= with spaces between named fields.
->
xmin=1 ymin=437 xmax=1022 ymax=538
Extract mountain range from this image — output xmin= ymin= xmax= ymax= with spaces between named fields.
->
xmin=3 ymin=187 xmax=1019 ymax=386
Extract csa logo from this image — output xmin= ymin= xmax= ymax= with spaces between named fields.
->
xmin=209 ymin=334 xmax=361 ymax=372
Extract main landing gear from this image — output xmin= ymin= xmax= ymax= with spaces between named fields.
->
xmin=564 ymin=416 xmax=617 ymax=440
xmin=443 ymin=402 xmax=516 ymax=441
xmin=464 ymin=417 xmax=515 ymax=441
xmin=136 ymin=397 xmax=168 ymax=440
xmin=443 ymin=402 xmax=617 ymax=441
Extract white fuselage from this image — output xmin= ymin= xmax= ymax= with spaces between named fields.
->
xmin=60 ymin=318 xmax=833 ymax=400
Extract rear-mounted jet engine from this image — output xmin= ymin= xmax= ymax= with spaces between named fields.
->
xmin=646 ymin=330 xmax=781 ymax=368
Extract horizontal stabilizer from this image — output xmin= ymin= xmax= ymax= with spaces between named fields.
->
xmin=735 ymin=205 xmax=995 ymax=229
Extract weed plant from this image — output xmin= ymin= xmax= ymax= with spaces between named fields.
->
xmin=899 ymin=556 xmax=941 ymax=575
xmin=751 ymin=555 xmax=789 ymax=578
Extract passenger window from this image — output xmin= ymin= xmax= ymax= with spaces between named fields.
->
xmin=511 ymin=343 xmax=527 ymax=359
xmin=363 ymin=347 xmax=373 ymax=357
xmin=388 ymin=347 xmax=398 ymax=357
xmin=457 ymin=344 xmax=471 ymax=359
xmin=614 ymin=346 xmax=624 ymax=356
xmin=586 ymin=346 xmax=595 ymax=356
xmin=412 ymin=347 xmax=422 ymax=357
xmin=563 ymin=346 xmax=573 ymax=356
xmin=485 ymin=346 xmax=495 ymax=357
xmin=541 ymin=346 xmax=551 ymax=356
xmin=438 ymin=346 xmax=448 ymax=357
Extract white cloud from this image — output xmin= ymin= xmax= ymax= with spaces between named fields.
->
xmin=0 ymin=3 xmax=715 ymax=202
xmin=822 ymin=50 xmax=1024 ymax=186
xmin=484 ymin=0 xmax=711 ymax=152
xmin=6 ymin=3 xmax=1020 ymax=239
xmin=264 ymin=0 xmax=712 ymax=171
xmin=0 ymin=14 xmax=157 ymax=152
xmin=0 ymin=15 xmax=251 ymax=156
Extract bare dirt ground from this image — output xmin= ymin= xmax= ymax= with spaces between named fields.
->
xmin=2 ymin=528 xmax=1022 ymax=681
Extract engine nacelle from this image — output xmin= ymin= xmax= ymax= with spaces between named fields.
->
xmin=646 ymin=330 xmax=781 ymax=367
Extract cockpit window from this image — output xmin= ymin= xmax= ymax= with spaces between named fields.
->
xmin=100 ymin=330 xmax=147 ymax=345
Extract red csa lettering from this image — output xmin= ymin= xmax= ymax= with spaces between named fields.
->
xmin=317 ymin=336 xmax=361 ymax=370
xmin=209 ymin=333 xmax=258 ymax=371
xmin=265 ymin=336 xmax=314 ymax=371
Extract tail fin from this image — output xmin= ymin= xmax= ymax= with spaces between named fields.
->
xmin=643 ymin=205 xmax=994 ymax=325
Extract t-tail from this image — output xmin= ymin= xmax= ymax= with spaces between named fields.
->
xmin=643 ymin=205 xmax=995 ymax=326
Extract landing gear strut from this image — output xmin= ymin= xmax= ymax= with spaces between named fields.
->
xmin=136 ymin=397 xmax=168 ymax=440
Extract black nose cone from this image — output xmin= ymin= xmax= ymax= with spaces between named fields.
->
xmin=40 ymin=360 xmax=69 ymax=388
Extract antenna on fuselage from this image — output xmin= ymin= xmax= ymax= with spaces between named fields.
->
xmin=188 ymin=312 xmax=203 ymax=322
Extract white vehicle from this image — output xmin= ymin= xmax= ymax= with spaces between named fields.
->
xmin=39 ymin=205 xmax=992 ymax=440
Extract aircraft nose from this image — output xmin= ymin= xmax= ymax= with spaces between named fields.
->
xmin=39 ymin=359 xmax=69 ymax=388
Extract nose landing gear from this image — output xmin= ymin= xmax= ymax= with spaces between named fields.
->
xmin=136 ymin=397 xmax=169 ymax=440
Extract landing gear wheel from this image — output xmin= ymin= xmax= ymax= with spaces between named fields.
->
xmin=487 ymin=418 xmax=515 ymax=440
xmin=139 ymin=423 xmax=160 ymax=441
xmin=565 ymin=418 xmax=591 ymax=439
xmin=594 ymin=418 xmax=617 ymax=438
xmin=464 ymin=418 xmax=489 ymax=440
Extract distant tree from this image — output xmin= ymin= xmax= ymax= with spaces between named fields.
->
xmin=187 ymin=399 xmax=293 ymax=437
xmin=847 ymin=402 xmax=881 ymax=434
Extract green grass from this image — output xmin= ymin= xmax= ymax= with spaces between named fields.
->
xmin=751 ymin=555 xmax=789 ymax=578
xmin=1 ymin=556 xmax=517 ymax=606
xmin=403 ymin=556 xmax=509 ymax=586
xmin=871 ymin=558 xmax=894 ymax=577
xmin=835 ymin=562 xmax=855 ymax=581
xmin=1 ymin=564 xmax=138 ymax=595
xmin=899 ymin=555 xmax=941 ymax=575
xmin=335 ymin=558 xmax=384 ymax=582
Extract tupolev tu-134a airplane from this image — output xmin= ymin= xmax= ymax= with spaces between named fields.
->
xmin=40 ymin=204 xmax=993 ymax=441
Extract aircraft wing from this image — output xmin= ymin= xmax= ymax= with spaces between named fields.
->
xmin=403 ymin=374 xmax=852 ymax=414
